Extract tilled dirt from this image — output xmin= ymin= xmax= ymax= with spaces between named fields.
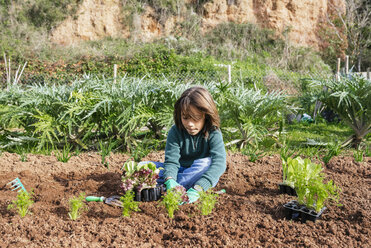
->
xmin=0 ymin=151 xmax=370 ymax=247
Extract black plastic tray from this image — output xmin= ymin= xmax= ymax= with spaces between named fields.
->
xmin=278 ymin=183 xmax=297 ymax=196
xmin=283 ymin=200 xmax=326 ymax=223
xmin=134 ymin=185 xmax=164 ymax=202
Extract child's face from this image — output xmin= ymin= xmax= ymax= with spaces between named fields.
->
xmin=181 ymin=105 xmax=205 ymax=136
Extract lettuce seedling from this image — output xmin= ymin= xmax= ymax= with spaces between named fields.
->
xmin=306 ymin=178 xmax=341 ymax=212
xmin=121 ymin=161 xmax=162 ymax=192
xmin=197 ymin=189 xmax=219 ymax=216
xmin=292 ymin=158 xmax=341 ymax=212
xmin=68 ymin=192 xmax=87 ymax=220
xmin=7 ymin=190 xmax=34 ymax=218
xmin=120 ymin=190 xmax=140 ymax=217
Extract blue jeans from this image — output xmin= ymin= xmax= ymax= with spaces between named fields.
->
xmin=139 ymin=157 xmax=213 ymax=190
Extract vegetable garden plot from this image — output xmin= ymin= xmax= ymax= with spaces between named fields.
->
xmin=0 ymin=151 xmax=370 ymax=247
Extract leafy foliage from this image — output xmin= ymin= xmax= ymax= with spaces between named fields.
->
xmin=322 ymin=141 xmax=341 ymax=165
xmin=68 ymin=192 xmax=87 ymax=220
xmin=284 ymin=157 xmax=341 ymax=212
xmin=159 ymin=186 xmax=186 ymax=218
xmin=7 ymin=190 xmax=34 ymax=218
xmin=120 ymin=190 xmax=140 ymax=217
xmin=197 ymin=189 xmax=219 ymax=216
xmin=311 ymin=75 xmax=371 ymax=147
xmin=219 ymin=82 xmax=297 ymax=148
xmin=121 ymin=161 xmax=162 ymax=192
xmin=55 ymin=143 xmax=73 ymax=163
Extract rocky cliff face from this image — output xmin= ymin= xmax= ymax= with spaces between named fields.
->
xmin=50 ymin=0 xmax=346 ymax=50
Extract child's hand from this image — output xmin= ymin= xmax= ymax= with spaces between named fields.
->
xmin=164 ymin=178 xmax=180 ymax=191
xmin=186 ymin=187 xmax=200 ymax=204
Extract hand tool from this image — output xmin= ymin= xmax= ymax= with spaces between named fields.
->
xmin=85 ymin=195 xmax=123 ymax=207
xmin=7 ymin=177 xmax=27 ymax=193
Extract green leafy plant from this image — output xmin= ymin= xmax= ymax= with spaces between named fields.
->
xmin=311 ymin=75 xmax=371 ymax=148
xmin=197 ymin=189 xmax=219 ymax=216
xmin=282 ymin=157 xmax=323 ymax=188
xmin=306 ymin=178 xmax=341 ymax=212
xmin=365 ymin=144 xmax=371 ymax=157
xmin=353 ymin=149 xmax=364 ymax=162
xmin=242 ymin=145 xmax=265 ymax=162
xmin=7 ymin=190 xmax=34 ymax=218
xmin=159 ymin=186 xmax=185 ymax=219
xmin=121 ymin=161 xmax=162 ymax=192
xmin=15 ymin=146 xmax=28 ymax=162
xmin=120 ymin=190 xmax=140 ymax=217
xmin=322 ymin=141 xmax=341 ymax=165
xmin=99 ymin=139 xmax=116 ymax=168
xmin=220 ymin=83 xmax=297 ymax=148
xmin=68 ymin=192 xmax=87 ymax=220
xmin=55 ymin=143 xmax=73 ymax=162
xmin=291 ymin=158 xmax=341 ymax=212
xmin=279 ymin=139 xmax=297 ymax=163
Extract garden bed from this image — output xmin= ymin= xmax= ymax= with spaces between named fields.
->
xmin=0 ymin=151 xmax=369 ymax=247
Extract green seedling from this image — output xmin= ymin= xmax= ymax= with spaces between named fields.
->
xmin=120 ymin=190 xmax=140 ymax=217
xmin=55 ymin=143 xmax=73 ymax=162
xmin=68 ymin=192 xmax=87 ymax=220
xmin=7 ymin=190 xmax=34 ymax=218
xmin=365 ymin=145 xmax=371 ymax=157
xmin=242 ymin=146 xmax=265 ymax=162
xmin=306 ymin=179 xmax=341 ymax=212
xmin=15 ymin=146 xmax=27 ymax=162
xmin=353 ymin=149 xmax=364 ymax=162
xmin=279 ymin=139 xmax=297 ymax=163
xmin=322 ymin=141 xmax=341 ymax=165
xmin=159 ymin=187 xmax=184 ymax=219
xmin=197 ymin=189 xmax=219 ymax=216
xmin=292 ymin=158 xmax=341 ymax=212
xmin=99 ymin=139 xmax=115 ymax=169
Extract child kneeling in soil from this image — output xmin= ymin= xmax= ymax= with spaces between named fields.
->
xmin=140 ymin=86 xmax=226 ymax=203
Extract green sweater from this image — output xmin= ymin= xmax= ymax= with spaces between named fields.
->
xmin=163 ymin=125 xmax=227 ymax=191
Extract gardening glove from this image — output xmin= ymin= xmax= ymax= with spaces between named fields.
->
xmin=186 ymin=187 xmax=201 ymax=204
xmin=164 ymin=178 xmax=180 ymax=191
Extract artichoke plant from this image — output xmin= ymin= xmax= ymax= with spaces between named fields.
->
xmin=311 ymin=75 xmax=371 ymax=147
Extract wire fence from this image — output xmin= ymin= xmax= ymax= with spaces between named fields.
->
xmin=3 ymin=61 xmax=368 ymax=96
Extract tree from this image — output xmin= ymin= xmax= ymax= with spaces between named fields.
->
xmin=329 ymin=0 xmax=371 ymax=71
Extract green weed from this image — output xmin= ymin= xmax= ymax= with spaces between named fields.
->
xmin=353 ymin=149 xmax=364 ymax=162
xmin=99 ymin=139 xmax=116 ymax=168
xmin=55 ymin=143 xmax=73 ymax=163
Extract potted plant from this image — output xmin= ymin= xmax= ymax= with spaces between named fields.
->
xmin=120 ymin=161 xmax=163 ymax=202
xmin=283 ymin=159 xmax=341 ymax=223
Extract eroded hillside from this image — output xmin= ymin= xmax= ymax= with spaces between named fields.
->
xmin=49 ymin=0 xmax=345 ymax=49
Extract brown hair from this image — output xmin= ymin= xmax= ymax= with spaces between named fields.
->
xmin=174 ymin=86 xmax=220 ymax=137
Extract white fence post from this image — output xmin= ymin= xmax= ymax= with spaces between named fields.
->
xmin=113 ymin=64 xmax=117 ymax=84
xmin=336 ymin=58 xmax=341 ymax=81
xmin=214 ymin=63 xmax=232 ymax=83
xmin=227 ymin=65 xmax=231 ymax=84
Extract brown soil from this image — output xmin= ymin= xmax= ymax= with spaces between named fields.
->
xmin=0 ymin=151 xmax=369 ymax=247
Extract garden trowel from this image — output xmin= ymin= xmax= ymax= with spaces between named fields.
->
xmin=85 ymin=195 xmax=123 ymax=207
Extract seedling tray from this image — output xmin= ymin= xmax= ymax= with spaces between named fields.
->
xmin=134 ymin=185 xmax=164 ymax=202
xmin=283 ymin=200 xmax=326 ymax=223
xmin=278 ymin=183 xmax=297 ymax=196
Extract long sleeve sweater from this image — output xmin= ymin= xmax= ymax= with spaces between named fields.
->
xmin=163 ymin=125 xmax=227 ymax=191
